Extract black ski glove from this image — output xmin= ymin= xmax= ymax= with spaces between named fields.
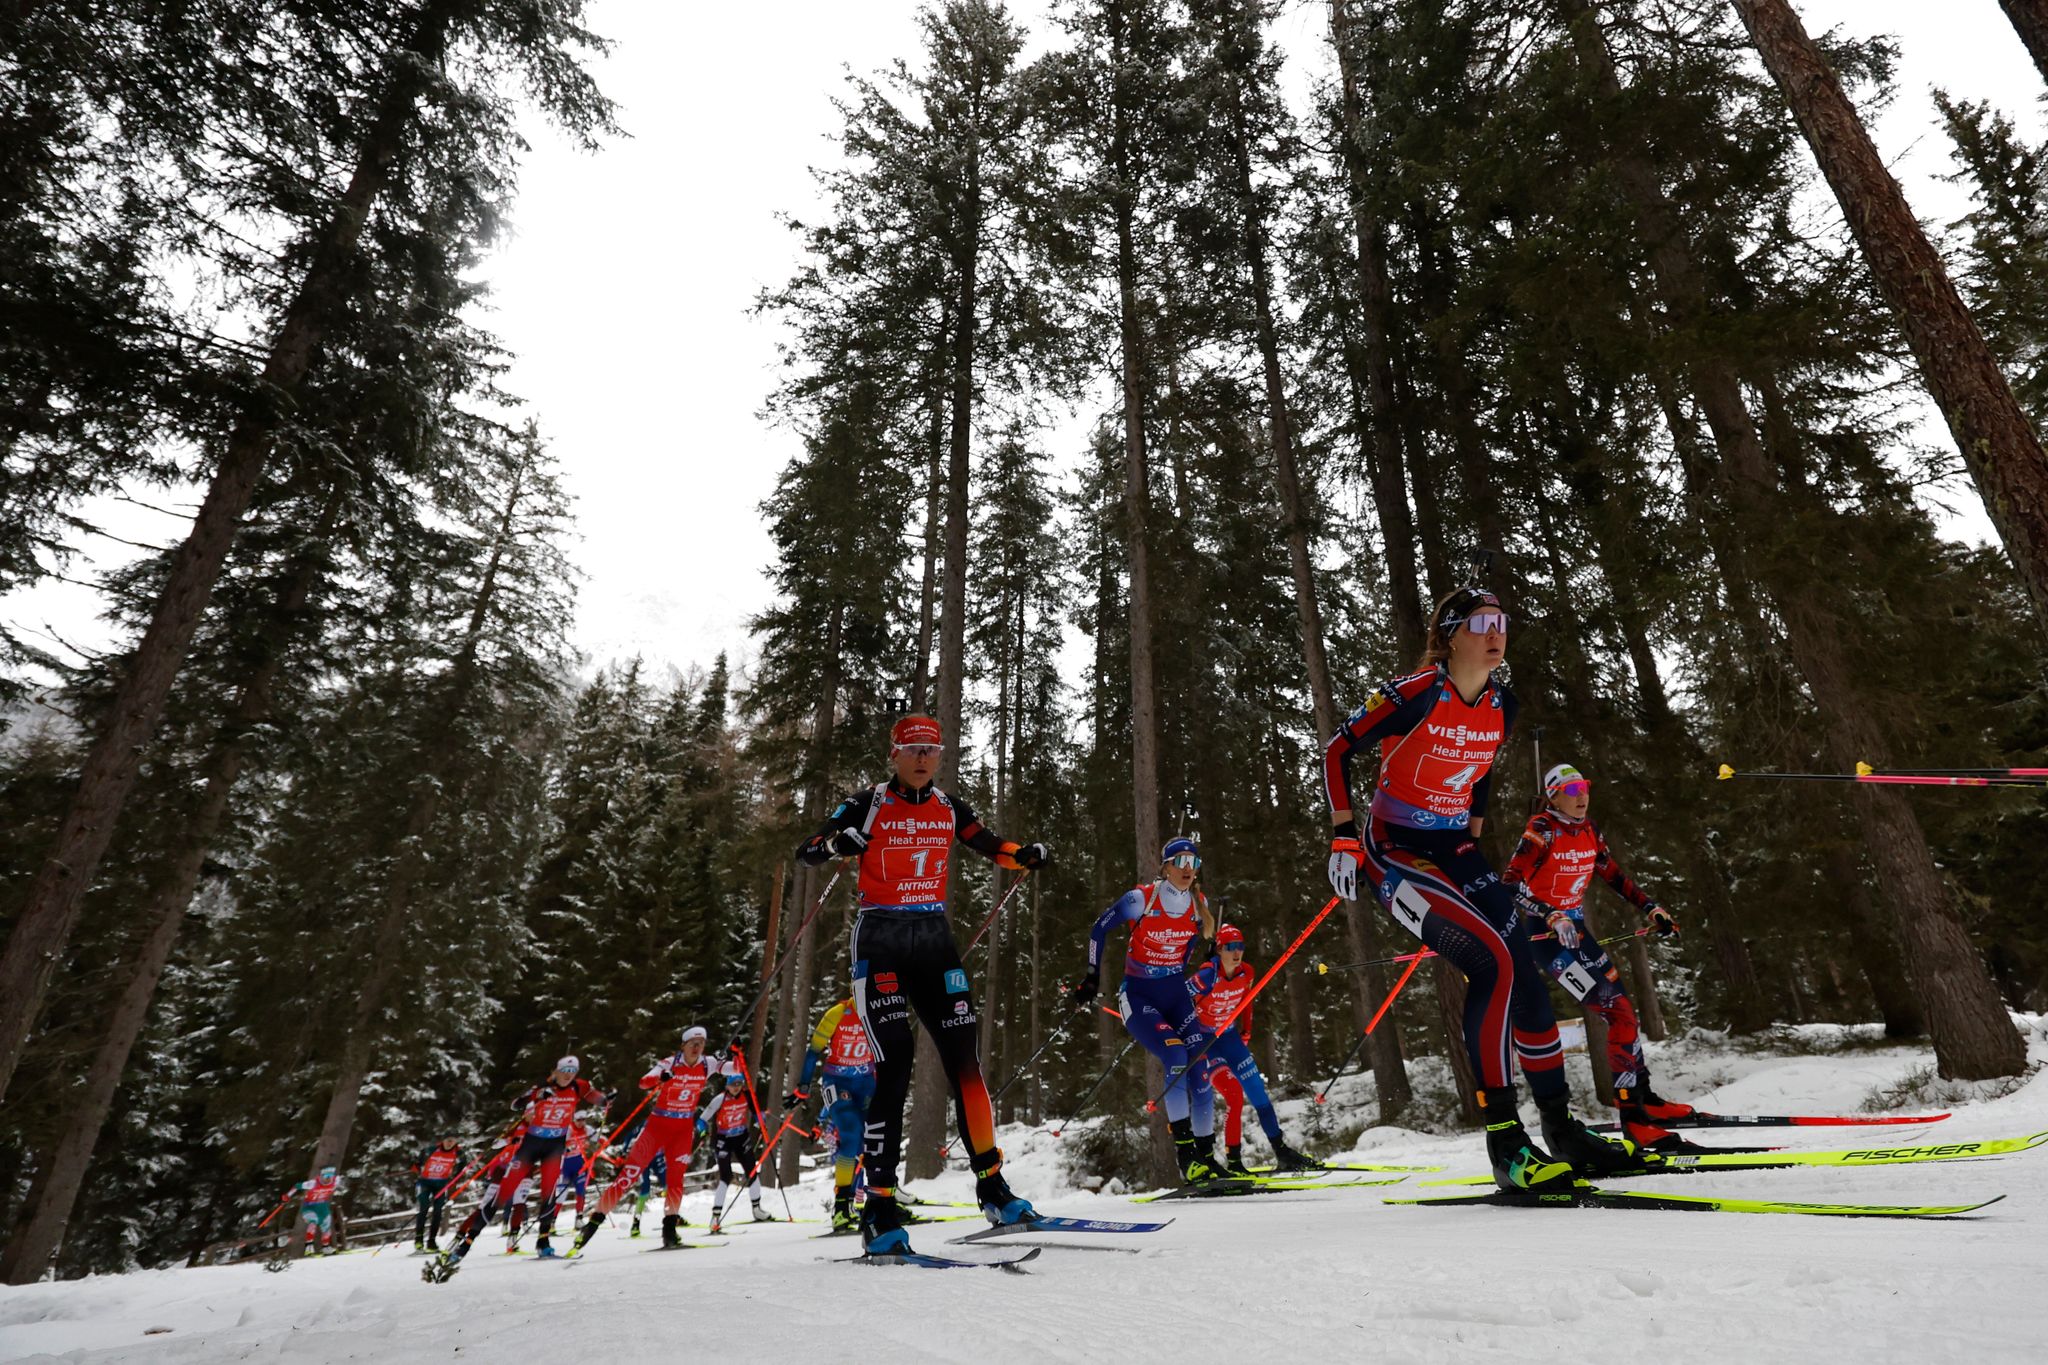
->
xmin=1068 ymin=974 xmax=1099 ymax=1008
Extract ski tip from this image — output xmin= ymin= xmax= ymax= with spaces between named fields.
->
xmin=1717 ymin=763 xmax=1734 ymax=780
xmin=1855 ymin=760 xmax=1874 ymax=776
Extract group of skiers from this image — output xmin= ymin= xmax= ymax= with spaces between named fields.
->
xmin=355 ymin=580 xmax=1694 ymax=1271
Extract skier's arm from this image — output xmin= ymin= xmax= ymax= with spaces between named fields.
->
xmin=1323 ymin=675 xmax=1440 ymax=834
xmin=950 ymin=794 xmax=1048 ymax=870
xmin=797 ymin=1001 xmax=847 ymax=1089
xmin=797 ymin=788 xmax=875 ymax=865
xmin=1501 ymin=817 xmax=1550 ymax=889
xmin=640 ymin=1059 xmax=670 ymax=1091
xmin=1086 ymin=890 xmax=1143 ymax=974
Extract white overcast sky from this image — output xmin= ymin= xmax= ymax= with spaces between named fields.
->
xmin=6 ymin=1 xmax=2044 ymax=694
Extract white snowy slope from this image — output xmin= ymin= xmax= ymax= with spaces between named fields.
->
xmin=5 ymin=1017 xmax=2046 ymax=1365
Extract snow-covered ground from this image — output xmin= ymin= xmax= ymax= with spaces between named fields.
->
xmin=6 ymin=1016 xmax=2047 ymax=1364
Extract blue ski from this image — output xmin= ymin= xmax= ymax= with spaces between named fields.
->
xmin=951 ymin=1216 xmax=1172 ymax=1244
xmin=844 ymin=1247 xmax=1041 ymax=1271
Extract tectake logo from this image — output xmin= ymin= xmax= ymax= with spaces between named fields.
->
xmin=954 ymin=1000 xmax=969 ymax=1016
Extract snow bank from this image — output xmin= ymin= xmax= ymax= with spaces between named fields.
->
xmin=4 ymin=1018 xmax=2044 ymax=1364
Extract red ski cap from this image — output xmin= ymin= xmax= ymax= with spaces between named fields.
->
xmin=1216 ymin=923 xmax=1245 ymax=950
xmin=891 ymin=715 xmax=943 ymax=748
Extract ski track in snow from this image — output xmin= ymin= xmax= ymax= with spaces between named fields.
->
xmin=5 ymin=1018 xmax=2046 ymax=1364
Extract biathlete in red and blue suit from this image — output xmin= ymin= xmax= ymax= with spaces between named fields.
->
xmin=1192 ymin=924 xmax=1308 ymax=1175
xmin=574 ymin=1027 xmax=718 ymax=1250
xmin=1323 ymin=586 xmax=1634 ymax=1192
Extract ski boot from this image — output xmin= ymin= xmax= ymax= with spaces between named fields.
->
xmin=425 ymin=1237 xmax=439 ymax=1253
xmin=413 ymin=1239 xmax=425 ymax=1254
xmin=974 ymin=1156 xmax=1038 ymax=1227
xmin=570 ymin=1211 xmax=605 ymax=1255
xmin=1222 ymin=1143 xmax=1255 ymax=1178
xmin=422 ymin=1233 xmax=475 ymax=1284
xmin=1616 ymin=1082 xmax=1704 ymax=1151
xmin=630 ymin=1192 xmax=648 ymax=1237
xmin=536 ymin=1240 xmax=559 ymax=1259
xmin=661 ymin=1214 xmax=682 ymax=1249
xmin=1268 ymin=1138 xmax=1316 ymax=1173
xmin=1536 ymin=1091 xmax=1641 ymax=1177
xmin=1479 ymin=1087 xmax=1577 ymax=1193
xmin=830 ymin=1201 xmax=858 ymax=1234
xmin=859 ymin=1191 xmax=912 ymax=1255
xmin=1171 ymin=1118 xmax=1225 ymax=1182
xmin=750 ymin=1200 xmax=777 ymax=1223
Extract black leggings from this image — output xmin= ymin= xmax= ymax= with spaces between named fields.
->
xmin=415 ymin=1178 xmax=451 ymax=1242
xmin=851 ymin=909 xmax=997 ymax=1190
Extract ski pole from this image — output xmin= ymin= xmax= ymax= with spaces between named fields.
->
xmin=716 ymin=1111 xmax=805 ymax=1227
xmin=1856 ymin=762 xmax=2048 ymax=778
xmin=1048 ymin=1036 xmax=1137 ymax=1137
xmin=961 ymin=870 xmax=1032 ymax=955
xmin=1146 ymin=895 xmax=1341 ymax=1108
xmin=1718 ymin=763 xmax=2048 ymax=788
xmin=1313 ymin=948 xmax=1427 ymax=1103
xmin=727 ymin=1045 xmax=795 ymax=1223
xmin=255 ymin=1189 xmax=295 ymax=1231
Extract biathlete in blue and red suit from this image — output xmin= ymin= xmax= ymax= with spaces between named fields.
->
xmin=429 ymin=1057 xmax=604 ymax=1278
xmin=784 ymin=996 xmax=876 ymax=1232
xmin=1504 ymin=762 xmax=1692 ymax=1148
xmin=1323 ymin=586 xmax=1634 ymax=1192
xmin=797 ymin=713 xmax=1050 ymax=1254
xmin=1192 ymin=924 xmax=1308 ymax=1176
xmin=575 ymin=1027 xmax=719 ymax=1250
xmin=1071 ymin=841 xmax=1314 ymax=1181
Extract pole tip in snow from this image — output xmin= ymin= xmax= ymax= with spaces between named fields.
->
xmin=1314 ymin=1093 xmax=1327 ymax=1105
xmin=1856 ymin=761 xmax=1875 ymax=777
xmin=1717 ymin=764 xmax=1735 ymax=780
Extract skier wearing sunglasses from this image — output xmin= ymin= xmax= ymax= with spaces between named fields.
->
xmin=1504 ymin=763 xmax=1692 ymax=1149
xmin=1323 ymin=587 xmax=1636 ymax=1192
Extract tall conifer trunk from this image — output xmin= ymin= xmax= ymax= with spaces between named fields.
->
xmin=0 ymin=0 xmax=463 ymax=1102
xmin=1730 ymin=0 xmax=2048 ymax=639
xmin=1329 ymin=0 xmax=1424 ymax=652
xmin=1564 ymin=0 xmax=2022 ymax=1077
xmin=2001 ymin=0 xmax=2048 ymax=85
xmin=1105 ymin=0 xmax=1170 ymax=1184
xmin=908 ymin=40 xmax=989 ymax=1181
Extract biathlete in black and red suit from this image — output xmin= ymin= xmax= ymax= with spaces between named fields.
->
xmin=1323 ymin=586 xmax=1634 ymax=1192
xmin=797 ymin=713 xmax=1050 ymax=1254
xmin=1504 ymin=761 xmax=1693 ymax=1148
xmin=428 ymin=1057 xmax=604 ymax=1278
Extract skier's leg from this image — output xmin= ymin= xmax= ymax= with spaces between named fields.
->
xmin=852 ymin=912 xmax=916 ymax=1194
xmin=1209 ymin=1061 xmax=1246 ymax=1146
xmin=662 ymin=1122 xmax=690 ymax=1217
xmin=415 ymin=1181 xmax=431 ymax=1246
